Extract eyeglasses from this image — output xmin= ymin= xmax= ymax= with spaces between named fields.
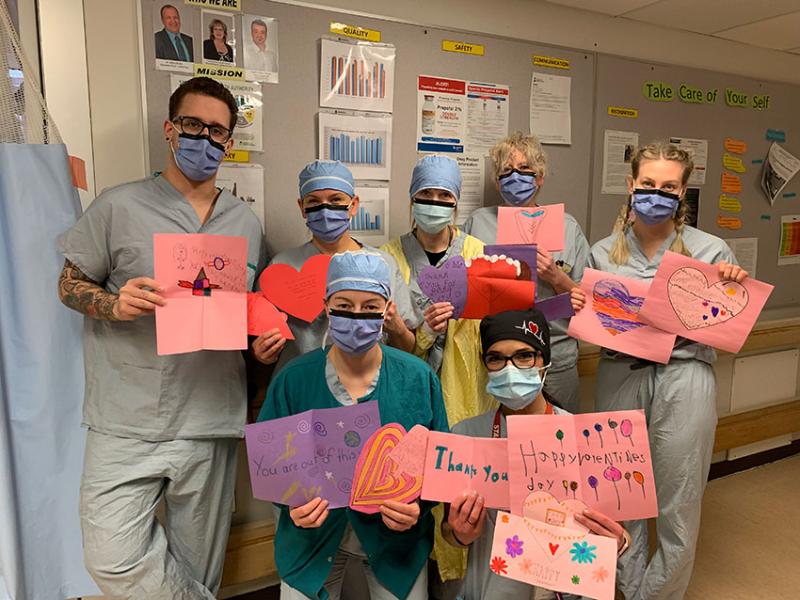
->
xmin=172 ymin=116 xmax=232 ymax=144
xmin=483 ymin=350 xmax=541 ymax=372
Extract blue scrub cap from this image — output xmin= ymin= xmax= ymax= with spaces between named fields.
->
xmin=298 ymin=160 xmax=355 ymax=198
xmin=409 ymin=155 xmax=462 ymax=200
xmin=326 ymin=251 xmax=392 ymax=299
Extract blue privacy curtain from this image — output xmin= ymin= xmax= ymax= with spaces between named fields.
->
xmin=0 ymin=143 xmax=99 ymax=599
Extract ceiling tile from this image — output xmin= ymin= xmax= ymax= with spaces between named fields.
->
xmin=623 ymin=0 xmax=800 ymax=35
xmin=714 ymin=10 xmax=800 ymax=50
xmin=544 ymin=0 xmax=661 ymax=17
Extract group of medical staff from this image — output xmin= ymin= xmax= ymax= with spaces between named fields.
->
xmin=57 ymin=76 xmax=748 ymax=600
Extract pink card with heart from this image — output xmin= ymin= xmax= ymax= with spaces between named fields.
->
xmin=567 ymin=268 xmax=677 ymax=363
xmin=491 ymin=510 xmax=617 ymax=600
xmin=497 ymin=204 xmax=565 ymax=252
xmin=639 ymin=251 xmax=774 ymax=353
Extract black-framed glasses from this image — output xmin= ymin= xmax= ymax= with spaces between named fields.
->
xmin=483 ymin=350 xmax=541 ymax=372
xmin=173 ymin=115 xmax=232 ymax=144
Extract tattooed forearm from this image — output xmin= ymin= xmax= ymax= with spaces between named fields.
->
xmin=58 ymin=259 xmax=120 ymax=321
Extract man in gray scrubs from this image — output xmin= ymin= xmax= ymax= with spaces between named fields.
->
xmin=252 ymin=160 xmax=420 ymax=373
xmin=58 ymin=77 xmax=265 ymax=599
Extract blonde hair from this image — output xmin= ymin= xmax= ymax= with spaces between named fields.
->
xmin=609 ymin=141 xmax=693 ymax=265
xmin=489 ymin=131 xmax=548 ymax=179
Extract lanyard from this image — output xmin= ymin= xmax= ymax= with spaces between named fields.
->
xmin=491 ymin=402 xmax=553 ymax=438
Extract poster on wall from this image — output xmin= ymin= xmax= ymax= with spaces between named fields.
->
xmin=465 ymin=82 xmax=509 ymax=154
xmin=351 ymin=185 xmax=389 ymax=246
xmin=318 ymin=111 xmax=392 ymax=180
xmin=778 ymin=214 xmax=800 ymax=266
xmin=153 ymin=2 xmax=198 ymax=73
xmin=242 ymin=14 xmax=279 ymax=84
xmin=529 ymin=72 xmax=571 ymax=145
xmin=761 ymin=142 xmax=800 ymax=205
xmin=200 ymin=9 xmax=236 ymax=65
xmin=601 ymin=130 xmax=639 ymax=194
xmin=416 ymin=75 xmax=466 ymax=153
xmin=455 ymin=154 xmax=485 ymax=224
xmin=171 ymin=75 xmax=263 ymax=151
xmin=217 ymin=163 xmax=265 ymax=231
xmin=669 ymin=137 xmax=708 ymax=186
xmin=320 ymin=39 xmax=396 ymax=113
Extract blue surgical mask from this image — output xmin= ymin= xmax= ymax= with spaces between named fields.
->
xmin=171 ymin=133 xmax=225 ymax=181
xmin=412 ymin=199 xmax=455 ymax=234
xmin=631 ymin=189 xmax=680 ymax=225
xmin=498 ymin=169 xmax=538 ymax=206
xmin=305 ymin=203 xmax=352 ymax=242
xmin=486 ymin=365 xmax=545 ymax=410
xmin=327 ymin=309 xmax=385 ymax=355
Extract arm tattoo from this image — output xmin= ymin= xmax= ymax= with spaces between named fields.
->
xmin=58 ymin=259 xmax=120 ymax=321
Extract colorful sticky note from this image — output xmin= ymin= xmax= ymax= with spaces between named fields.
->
xmin=461 ymin=256 xmax=536 ymax=319
xmin=259 ymin=254 xmax=331 ymax=323
xmin=154 ymin=233 xmax=248 ymax=356
xmin=244 ymin=402 xmax=380 ymax=508
xmin=638 ymin=251 xmax=774 ymax=353
xmin=247 ymin=293 xmax=294 ymax=339
xmin=507 ymin=410 xmax=657 ymax=521
xmin=724 ymin=138 xmax=747 ymax=154
xmin=783 ymin=192 xmax=797 ymax=199
xmin=717 ymin=215 xmax=742 ymax=229
xmin=721 ymin=172 xmax=742 ymax=194
xmin=491 ymin=511 xmax=617 ymax=600
xmin=68 ymin=155 xmax=88 ymax=191
xmin=766 ymin=129 xmax=786 ymax=142
xmin=760 ymin=214 xmax=771 ymax=221
xmin=497 ymin=204 xmax=565 ymax=251
xmin=421 ymin=431 xmax=510 ymax=509
xmin=536 ymin=293 xmax=575 ymax=322
xmin=718 ymin=194 xmax=742 ymax=213
xmin=567 ymin=269 xmax=676 ymax=364
xmin=417 ymin=256 xmax=469 ymax=319
xmin=752 ymin=159 xmax=764 ymax=164
xmin=723 ymin=153 xmax=746 ymax=173
xmin=350 ymin=423 xmax=425 ymax=514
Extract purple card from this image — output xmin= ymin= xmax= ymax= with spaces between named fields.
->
xmin=483 ymin=243 xmax=538 ymax=286
xmin=245 ymin=402 xmax=381 ymax=508
xmin=417 ymin=255 xmax=468 ymax=319
xmin=537 ymin=292 xmax=575 ymax=321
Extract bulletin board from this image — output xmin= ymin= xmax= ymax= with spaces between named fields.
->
xmin=138 ymin=0 xmax=596 ymax=251
xmin=590 ymin=54 xmax=800 ymax=308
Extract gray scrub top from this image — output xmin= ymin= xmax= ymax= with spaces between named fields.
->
xmin=463 ymin=206 xmax=590 ymax=372
xmin=588 ymin=225 xmax=736 ymax=364
xmin=58 ymin=175 xmax=266 ymax=441
xmin=452 ymin=405 xmax=568 ymax=599
xmin=269 ymin=241 xmax=422 ymax=374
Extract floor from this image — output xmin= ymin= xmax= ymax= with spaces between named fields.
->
xmin=232 ymin=454 xmax=800 ymax=599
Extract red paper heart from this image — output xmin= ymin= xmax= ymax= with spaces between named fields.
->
xmin=350 ymin=423 xmax=423 ymax=514
xmin=548 ymin=543 xmax=559 ymax=555
xmin=247 ymin=293 xmax=294 ymax=339
xmin=259 ymin=254 xmax=331 ymax=323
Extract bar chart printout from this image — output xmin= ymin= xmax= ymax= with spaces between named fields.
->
xmin=318 ymin=111 xmax=392 ymax=180
xmin=778 ymin=214 xmax=800 ymax=265
xmin=351 ymin=185 xmax=389 ymax=246
xmin=320 ymin=39 xmax=395 ymax=113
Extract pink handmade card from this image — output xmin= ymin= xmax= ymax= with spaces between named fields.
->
xmin=497 ymin=204 xmax=565 ymax=251
xmin=491 ymin=511 xmax=617 ymax=600
xmin=567 ymin=268 xmax=677 ymax=363
xmin=507 ymin=410 xmax=657 ymax=521
xmin=421 ymin=432 xmax=509 ymax=510
xmin=154 ymin=233 xmax=247 ymax=355
xmin=638 ymin=251 xmax=774 ymax=353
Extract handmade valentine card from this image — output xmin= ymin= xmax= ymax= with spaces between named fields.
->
xmin=244 ymin=402 xmax=380 ymax=508
xmin=497 ymin=204 xmax=565 ymax=251
xmin=154 ymin=233 xmax=248 ymax=355
xmin=421 ymin=431 xmax=510 ymax=510
xmin=350 ymin=423 xmax=426 ymax=514
xmin=461 ymin=256 xmax=536 ymax=319
xmin=491 ymin=511 xmax=617 ymax=600
xmin=259 ymin=254 xmax=331 ymax=323
xmin=638 ymin=251 xmax=774 ymax=353
xmin=507 ymin=410 xmax=657 ymax=521
xmin=567 ymin=269 xmax=676 ymax=363
xmin=417 ymin=256 xmax=469 ymax=319
xmin=483 ymin=244 xmax=538 ymax=284
xmin=536 ymin=293 xmax=575 ymax=322
xmin=247 ymin=293 xmax=294 ymax=339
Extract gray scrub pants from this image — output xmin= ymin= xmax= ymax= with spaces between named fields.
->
xmin=595 ymin=357 xmax=717 ymax=600
xmin=80 ymin=429 xmax=238 ymax=599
